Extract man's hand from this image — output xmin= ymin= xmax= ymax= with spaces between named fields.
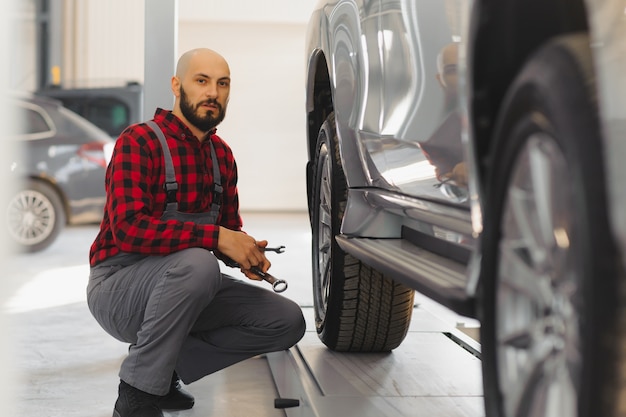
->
xmin=217 ymin=227 xmax=271 ymax=279
xmin=439 ymin=162 xmax=468 ymax=187
xmin=450 ymin=162 xmax=468 ymax=187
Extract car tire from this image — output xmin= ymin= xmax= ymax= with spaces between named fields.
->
xmin=7 ymin=180 xmax=66 ymax=253
xmin=480 ymin=34 xmax=622 ymax=417
xmin=311 ymin=112 xmax=415 ymax=352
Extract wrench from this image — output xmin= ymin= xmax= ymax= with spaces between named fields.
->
xmin=223 ymin=257 xmax=288 ymax=293
xmin=261 ymin=245 xmax=285 ymax=254
xmin=250 ymin=266 xmax=288 ymax=293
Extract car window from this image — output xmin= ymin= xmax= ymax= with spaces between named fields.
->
xmin=60 ymin=97 xmax=130 ymax=137
xmin=14 ymin=102 xmax=55 ymax=140
xmin=56 ymin=106 xmax=113 ymax=144
xmin=85 ymin=98 xmax=130 ymax=137
xmin=22 ymin=108 xmax=50 ymax=134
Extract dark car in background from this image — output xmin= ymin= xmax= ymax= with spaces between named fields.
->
xmin=35 ymin=81 xmax=143 ymax=138
xmin=9 ymin=94 xmax=114 ymax=252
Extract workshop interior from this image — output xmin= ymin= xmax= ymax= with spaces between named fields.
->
xmin=2 ymin=1 xmax=626 ymax=417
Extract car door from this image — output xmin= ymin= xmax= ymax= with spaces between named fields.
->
xmin=359 ymin=0 xmax=470 ymax=204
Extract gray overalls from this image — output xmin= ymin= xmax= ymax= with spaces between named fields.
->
xmin=87 ymin=120 xmax=306 ymax=396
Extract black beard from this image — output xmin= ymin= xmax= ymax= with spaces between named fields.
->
xmin=179 ymin=85 xmax=226 ymax=132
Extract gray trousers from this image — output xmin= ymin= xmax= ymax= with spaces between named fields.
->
xmin=87 ymin=248 xmax=306 ymax=396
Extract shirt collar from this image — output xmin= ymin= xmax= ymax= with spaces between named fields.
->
xmin=153 ymin=108 xmax=217 ymax=140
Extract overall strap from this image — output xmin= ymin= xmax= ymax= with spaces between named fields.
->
xmin=208 ymin=141 xmax=223 ymax=216
xmin=146 ymin=120 xmax=179 ymax=212
xmin=145 ymin=120 xmax=223 ymax=217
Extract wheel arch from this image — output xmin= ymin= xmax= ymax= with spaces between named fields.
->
xmin=306 ymin=50 xmax=333 ymax=162
xmin=469 ymin=0 xmax=590 ymax=181
xmin=305 ymin=49 xmax=334 ymax=214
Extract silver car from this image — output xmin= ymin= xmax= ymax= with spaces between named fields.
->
xmin=305 ymin=0 xmax=626 ymax=415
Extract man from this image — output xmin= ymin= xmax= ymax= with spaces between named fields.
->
xmin=419 ymin=42 xmax=467 ymax=187
xmin=87 ymin=48 xmax=306 ymax=417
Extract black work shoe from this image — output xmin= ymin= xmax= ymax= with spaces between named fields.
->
xmin=156 ymin=372 xmax=195 ymax=410
xmin=113 ymin=380 xmax=164 ymax=417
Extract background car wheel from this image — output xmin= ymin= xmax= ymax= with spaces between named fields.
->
xmin=311 ymin=113 xmax=415 ymax=352
xmin=7 ymin=180 xmax=66 ymax=253
xmin=480 ymin=34 xmax=621 ymax=417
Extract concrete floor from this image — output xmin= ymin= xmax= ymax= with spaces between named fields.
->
xmin=4 ymin=211 xmax=480 ymax=417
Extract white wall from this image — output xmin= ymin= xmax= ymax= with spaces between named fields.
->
xmin=178 ymin=20 xmax=309 ymax=211
xmin=178 ymin=1 xmax=315 ymax=211
xmin=64 ymin=1 xmax=145 ymax=84
xmin=19 ymin=0 xmax=318 ymax=211
xmin=3 ymin=2 xmax=19 ymax=415
xmin=178 ymin=0 xmax=313 ymax=24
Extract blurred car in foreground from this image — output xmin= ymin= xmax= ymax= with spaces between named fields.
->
xmin=305 ymin=0 xmax=626 ymax=416
xmin=9 ymin=94 xmax=113 ymax=252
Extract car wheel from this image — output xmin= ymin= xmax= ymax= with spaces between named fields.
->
xmin=311 ymin=112 xmax=415 ymax=352
xmin=7 ymin=180 xmax=66 ymax=253
xmin=480 ymin=34 xmax=621 ymax=416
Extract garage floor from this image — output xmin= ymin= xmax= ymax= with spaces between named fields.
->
xmin=5 ymin=212 xmax=483 ymax=417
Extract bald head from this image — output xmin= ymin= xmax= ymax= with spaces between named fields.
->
xmin=176 ymin=48 xmax=230 ymax=78
xmin=175 ymin=48 xmax=230 ymax=79
xmin=171 ymin=48 xmax=232 ymax=139
xmin=436 ymin=42 xmax=459 ymax=90
xmin=436 ymin=43 xmax=458 ymax=76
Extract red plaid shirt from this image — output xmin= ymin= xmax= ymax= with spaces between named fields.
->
xmin=89 ymin=108 xmax=242 ymax=266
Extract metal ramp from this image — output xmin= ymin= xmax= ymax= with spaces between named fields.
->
xmin=267 ymin=306 xmax=484 ymax=417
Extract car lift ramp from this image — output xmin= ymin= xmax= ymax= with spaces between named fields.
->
xmin=267 ymin=306 xmax=484 ymax=417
